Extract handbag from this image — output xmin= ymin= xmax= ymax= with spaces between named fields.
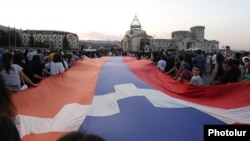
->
xmin=20 ymin=83 xmax=28 ymax=90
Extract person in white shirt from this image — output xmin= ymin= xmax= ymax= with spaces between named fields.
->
xmin=190 ymin=66 xmax=204 ymax=86
xmin=26 ymin=49 xmax=36 ymax=63
xmin=45 ymin=53 xmax=65 ymax=76
xmin=157 ymin=56 xmax=167 ymax=72
xmin=210 ymin=52 xmax=217 ymax=73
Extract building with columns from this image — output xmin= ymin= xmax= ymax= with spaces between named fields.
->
xmin=22 ymin=30 xmax=79 ymax=49
xmin=121 ymin=16 xmax=219 ymax=52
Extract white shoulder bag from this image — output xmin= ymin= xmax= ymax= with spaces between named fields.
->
xmin=20 ymin=78 xmax=28 ymax=90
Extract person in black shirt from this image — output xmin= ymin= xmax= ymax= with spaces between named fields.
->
xmin=212 ymin=60 xmax=241 ymax=85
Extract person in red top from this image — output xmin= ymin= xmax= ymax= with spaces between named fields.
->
xmin=178 ymin=62 xmax=192 ymax=82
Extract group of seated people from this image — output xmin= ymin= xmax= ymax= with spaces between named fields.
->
xmin=155 ymin=47 xmax=250 ymax=86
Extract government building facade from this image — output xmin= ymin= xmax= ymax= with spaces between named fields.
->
xmin=22 ymin=30 xmax=79 ymax=49
xmin=121 ymin=16 xmax=219 ymax=52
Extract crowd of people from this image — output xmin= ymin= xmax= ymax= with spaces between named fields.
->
xmin=0 ymin=48 xmax=106 ymax=141
xmin=0 ymin=48 xmax=82 ymax=93
xmin=153 ymin=46 xmax=250 ymax=86
xmin=1 ymin=46 xmax=250 ymax=141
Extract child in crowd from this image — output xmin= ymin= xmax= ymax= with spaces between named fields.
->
xmin=190 ymin=66 xmax=204 ymax=86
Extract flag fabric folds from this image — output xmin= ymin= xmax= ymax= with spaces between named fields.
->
xmin=13 ymin=56 xmax=250 ymax=141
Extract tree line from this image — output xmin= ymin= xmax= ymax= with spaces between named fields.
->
xmin=0 ymin=30 xmax=70 ymax=50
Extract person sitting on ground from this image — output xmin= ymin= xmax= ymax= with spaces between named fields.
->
xmin=57 ymin=131 xmax=105 ymax=141
xmin=0 ymin=74 xmax=21 ymax=141
xmin=190 ymin=66 xmax=204 ymax=86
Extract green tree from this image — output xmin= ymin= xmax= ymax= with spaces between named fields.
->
xmin=0 ymin=30 xmax=8 ymax=46
xmin=11 ymin=30 xmax=22 ymax=47
xmin=0 ymin=30 xmax=22 ymax=47
xmin=62 ymin=35 xmax=69 ymax=50
xmin=28 ymin=34 xmax=35 ymax=47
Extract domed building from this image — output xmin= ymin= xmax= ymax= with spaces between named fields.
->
xmin=121 ymin=15 xmax=153 ymax=52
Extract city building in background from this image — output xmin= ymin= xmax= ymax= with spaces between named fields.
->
xmin=1 ymin=21 xmax=219 ymax=52
xmin=22 ymin=30 xmax=79 ymax=49
xmin=121 ymin=16 xmax=219 ymax=52
xmin=0 ymin=25 xmax=79 ymax=50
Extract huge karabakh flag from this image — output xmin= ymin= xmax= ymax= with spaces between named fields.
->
xmin=13 ymin=56 xmax=250 ymax=141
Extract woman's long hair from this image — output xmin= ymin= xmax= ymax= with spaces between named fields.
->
xmin=216 ymin=54 xmax=225 ymax=68
xmin=223 ymin=60 xmax=241 ymax=78
xmin=53 ymin=53 xmax=67 ymax=69
xmin=2 ymin=52 xmax=14 ymax=74
xmin=29 ymin=55 xmax=42 ymax=70
xmin=0 ymin=74 xmax=16 ymax=118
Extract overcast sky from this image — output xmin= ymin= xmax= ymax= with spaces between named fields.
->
xmin=1 ymin=0 xmax=250 ymax=50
